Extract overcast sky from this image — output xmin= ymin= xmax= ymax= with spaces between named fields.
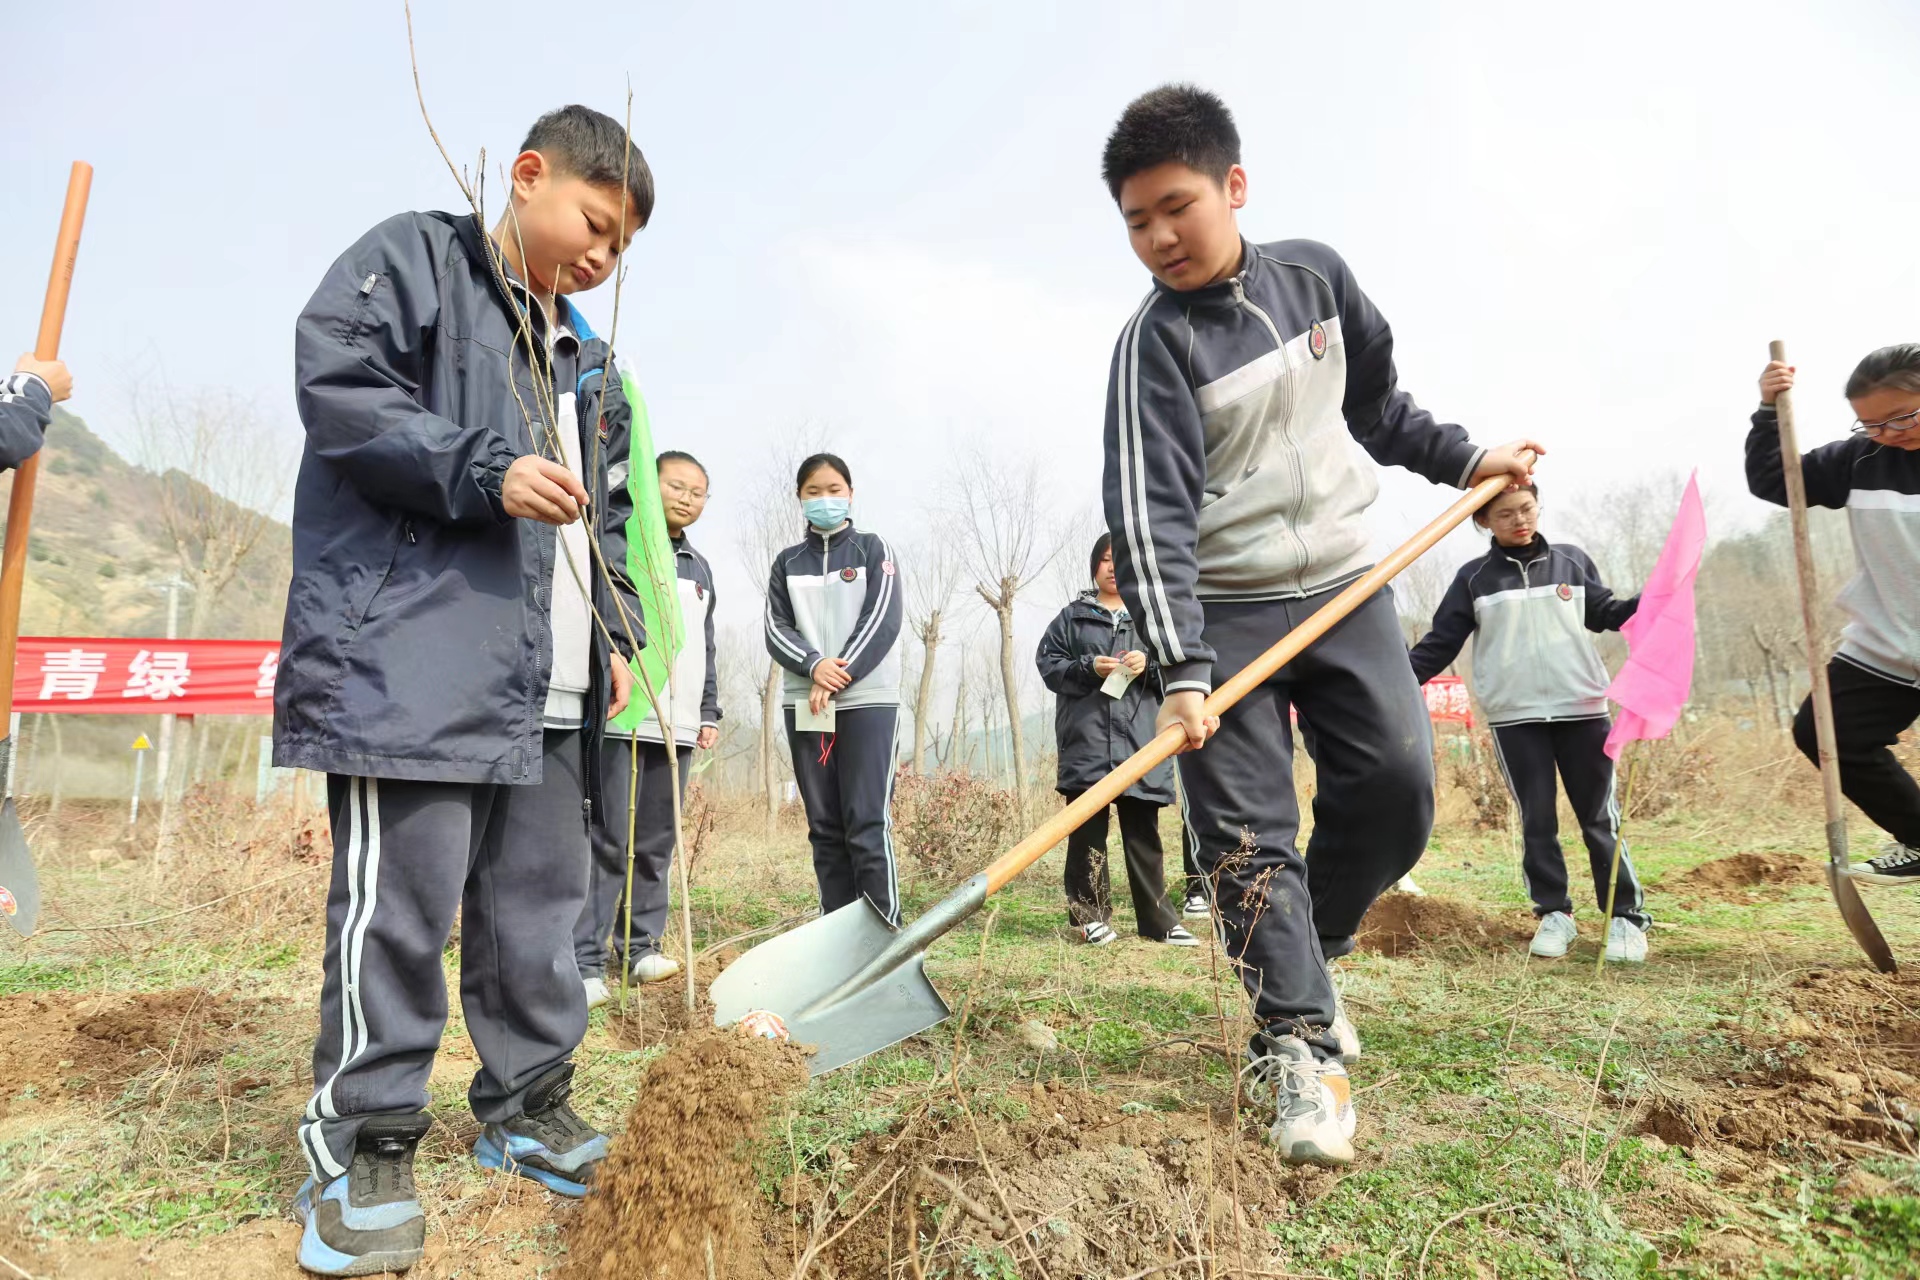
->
xmin=5 ymin=0 xmax=1916 ymax=715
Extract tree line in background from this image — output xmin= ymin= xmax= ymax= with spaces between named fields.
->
xmin=5 ymin=401 xmax=1856 ymax=813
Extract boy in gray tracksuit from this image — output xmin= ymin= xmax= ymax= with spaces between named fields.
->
xmin=1097 ymin=85 xmax=1538 ymax=1166
xmin=574 ymin=451 xmax=721 ymax=999
xmin=1408 ymin=483 xmax=1648 ymax=962
xmin=274 ymin=107 xmax=651 ymax=1276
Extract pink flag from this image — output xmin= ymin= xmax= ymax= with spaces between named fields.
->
xmin=1604 ymin=472 xmax=1707 ymax=759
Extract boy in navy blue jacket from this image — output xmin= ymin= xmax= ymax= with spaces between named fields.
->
xmin=275 ymin=105 xmax=650 ymax=1277
xmin=1750 ymin=347 xmax=1920 ymax=887
xmin=1097 ymin=84 xmax=1539 ymax=1166
xmin=1409 ymin=483 xmax=1646 ymax=962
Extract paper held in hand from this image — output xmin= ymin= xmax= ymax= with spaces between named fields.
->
xmin=794 ymin=700 xmax=836 ymax=732
xmin=1100 ymin=667 xmax=1136 ymax=699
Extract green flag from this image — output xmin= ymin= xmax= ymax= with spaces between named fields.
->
xmin=609 ymin=369 xmax=683 ymax=732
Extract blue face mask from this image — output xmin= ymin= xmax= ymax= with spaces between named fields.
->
xmin=802 ymin=496 xmax=851 ymax=530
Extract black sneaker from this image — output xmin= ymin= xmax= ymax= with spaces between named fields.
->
xmin=292 ymin=1115 xmax=430 ymax=1277
xmin=474 ymin=1062 xmax=609 ymax=1198
xmin=1851 ymin=841 xmax=1920 ymax=887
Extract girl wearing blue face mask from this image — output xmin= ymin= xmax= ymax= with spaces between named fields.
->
xmin=764 ymin=453 xmax=907 ymax=924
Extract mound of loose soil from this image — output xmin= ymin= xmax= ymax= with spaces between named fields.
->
xmin=0 ymin=988 xmax=255 ymax=1115
xmin=1639 ymin=968 xmax=1920 ymax=1157
xmin=1671 ymin=851 xmax=1821 ymax=900
xmin=602 ymin=948 xmax=738 ymax=1051
xmin=754 ymin=1079 xmax=1305 ymax=1278
xmin=566 ymin=1026 xmax=810 ymax=1280
xmin=1353 ymin=892 xmax=1532 ymax=956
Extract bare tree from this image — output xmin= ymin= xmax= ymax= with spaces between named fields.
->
xmin=1048 ymin=503 xmax=1105 ymax=608
xmin=133 ymin=387 xmax=290 ymax=638
xmin=904 ymin=533 xmax=962 ymax=773
xmin=953 ymin=450 xmax=1062 ymax=821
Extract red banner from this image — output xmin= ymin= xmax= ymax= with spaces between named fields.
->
xmin=11 ymin=637 xmax=279 ymax=715
xmin=1424 ymin=675 xmax=1473 ymax=726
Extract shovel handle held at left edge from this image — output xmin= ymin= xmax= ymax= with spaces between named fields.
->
xmin=982 ymin=452 xmax=1535 ymax=897
xmin=0 ymin=162 xmax=92 ymax=723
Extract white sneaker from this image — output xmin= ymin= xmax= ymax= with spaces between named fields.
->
xmin=1081 ymin=921 xmax=1117 ymax=946
xmin=582 ymin=975 xmax=610 ymax=1010
xmin=1181 ymin=893 xmax=1211 ymax=920
xmin=1250 ymin=1034 xmax=1356 ymax=1167
xmin=1602 ymin=917 xmax=1648 ymax=964
xmin=1160 ymin=925 xmax=1200 ymax=947
xmin=1327 ymin=966 xmax=1361 ymax=1062
xmin=1392 ymin=874 xmax=1426 ymax=896
xmin=629 ymin=952 xmax=683 ymax=984
xmin=1529 ymin=911 xmax=1577 ymax=959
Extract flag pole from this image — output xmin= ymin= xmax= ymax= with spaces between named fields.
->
xmin=1593 ymin=744 xmax=1639 ymax=978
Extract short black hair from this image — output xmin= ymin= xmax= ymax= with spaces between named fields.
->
xmin=1475 ymin=481 xmax=1539 ymax=520
xmin=521 ymin=105 xmax=655 ymax=227
xmin=796 ymin=452 xmax=851 ymax=493
xmin=657 ymin=449 xmax=707 ymax=481
xmin=1089 ymin=532 xmax=1113 ymax=582
xmin=1844 ymin=344 xmax=1920 ymax=399
xmin=1101 ymin=84 xmax=1241 ymax=203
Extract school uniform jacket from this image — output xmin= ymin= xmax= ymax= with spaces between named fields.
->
xmin=620 ymin=533 xmax=722 ymax=747
xmin=765 ymin=523 xmax=903 ymax=710
xmin=1747 ymin=407 xmax=1920 ymax=686
xmin=275 ymin=210 xmax=642 ymax=786
xmin=0 ymin=371 xmax=51 ymax=470
xmin=1408 ymin=535 xmax=1638 ymax=725
xmin=1101 ymin=238 xmax=1488 ymax=696
xmin=1035 ymin=592 xmax=1175 ymax=804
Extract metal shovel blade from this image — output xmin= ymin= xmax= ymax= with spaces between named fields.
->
xmin=1828 ymin=862 xmax=1897 ymax=974
xmin=710 ymin=897 xmax=954 ymax=1076
xmin=0 ymin=799 xmax=40 ymax=938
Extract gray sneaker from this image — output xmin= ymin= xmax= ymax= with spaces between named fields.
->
xmin=1529 ymin=911 xmax=1577 ymax=959
xmin=1602 ymin=917 xmax=1648 ymax=964
xmin=292 ymin=1115 xmax=430 ymax=1276
xmin=1247 ymin=1033 xmax=1356 ymax=1167
xmin=1852 ymin=841 xmax=1920 ymax=887
xmin=1327 ymin=965 xmax=1361 ymax=1062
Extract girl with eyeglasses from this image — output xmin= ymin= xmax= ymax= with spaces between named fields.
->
xmin=1408 ymin=482 xmax=1649 ymax=962
xmin=1751 ymin=345 xmax=1920 ymax=887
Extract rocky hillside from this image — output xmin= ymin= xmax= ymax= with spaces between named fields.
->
xmin=0 ymin=408 xmax=290 ymax=641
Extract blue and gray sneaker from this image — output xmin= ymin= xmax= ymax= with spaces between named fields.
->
xmin=474 ymin=1062 xmax=608 ymax=1198
xmin=292 ymin=1114 xmax=431 ymax=1277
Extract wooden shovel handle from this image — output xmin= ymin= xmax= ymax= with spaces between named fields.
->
xmin=0 ymin=162 xmax=92 ymax=721
xmin=983 ymin=455 xmax=1532 ymax=895
xmin=1768 ymin=339 xmax=1850 ymax=862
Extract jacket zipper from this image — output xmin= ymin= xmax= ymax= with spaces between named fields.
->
xmin=1231 ymin=277 xmax=1311 ymax=591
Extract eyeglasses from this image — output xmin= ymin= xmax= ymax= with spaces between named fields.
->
xmin=1488 ymin=505 xmax=1538 ymax=525
xmin=1851 ymin=407 xmax=1920 ymax=436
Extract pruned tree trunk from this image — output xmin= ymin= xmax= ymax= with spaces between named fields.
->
xmin=993 ymin=594 xmax=1028 ymax=824
xmin=913 ymin=609 xmax=941 ymax=773
xmin=761 ymin=663 xmax=781 ymax=833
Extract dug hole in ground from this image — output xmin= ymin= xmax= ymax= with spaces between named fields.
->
xmin=2 ymin=715 xmax=1919 ymax=1279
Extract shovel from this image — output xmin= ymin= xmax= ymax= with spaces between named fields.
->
xmin=712 ymin=456 xmax=1534 ymax=1073
xmin=0 ymin=162 xmax=93 ymax=939
xmin=1768 ymin=339 xmax=1896 ymax=973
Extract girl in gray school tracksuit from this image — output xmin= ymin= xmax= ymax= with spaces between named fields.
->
xmin=1409 ymin=484 xmax=1647 ymax=958
xmin=765 ymin=454 xmax=905 ymax=924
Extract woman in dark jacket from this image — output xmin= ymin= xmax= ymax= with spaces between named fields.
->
xmin=1036 ymin=534 xmax=1197 ymax=947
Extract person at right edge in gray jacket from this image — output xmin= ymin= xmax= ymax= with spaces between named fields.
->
xmin=766 ymin=452 xmax=905 ymax=925
xmin=1408 ymin=483 xmax=1648 ymax=963
xmin=1097 ymin=85 xmax=1540 ymax=1168
xmin=1749 ymin=347 xmax=1920 ymax=888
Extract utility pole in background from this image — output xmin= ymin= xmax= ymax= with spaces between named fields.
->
xmin=147 ymin=575 xmax=193 ymax=853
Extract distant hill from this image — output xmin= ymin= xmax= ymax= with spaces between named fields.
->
xmin=0 ymin=407 xmax=291 ymax=641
